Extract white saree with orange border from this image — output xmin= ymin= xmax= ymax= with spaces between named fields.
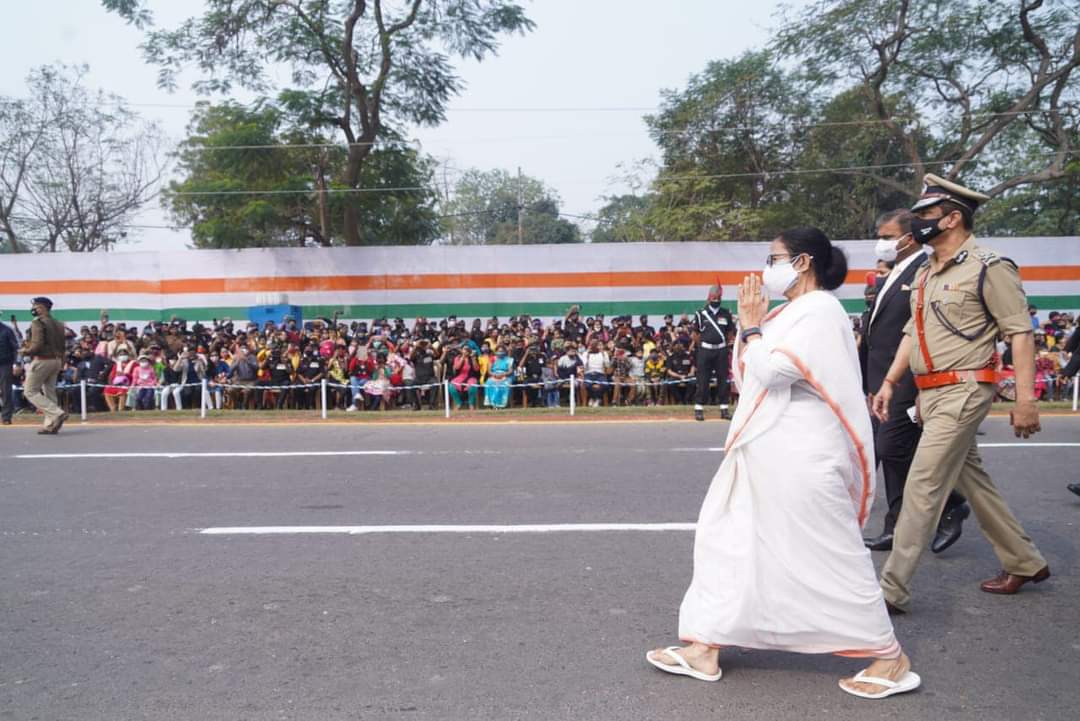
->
xmin=678 ymin=290 xmax=898 ymax=657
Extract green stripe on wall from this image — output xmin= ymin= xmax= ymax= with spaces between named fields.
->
xmin=5 ymin=295 xmax=1080 ymax=324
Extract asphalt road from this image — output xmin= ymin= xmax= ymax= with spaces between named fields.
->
xmin=1 ymin=417 xmax=1078 ymax=721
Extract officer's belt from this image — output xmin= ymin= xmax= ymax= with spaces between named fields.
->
xmin=914 ymin=368 xmax=998 ymax=390
xmin=699 ymin=341 xmax=726 ymax=350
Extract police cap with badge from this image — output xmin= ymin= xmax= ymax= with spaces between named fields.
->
xmin=911 ymin=173 xmax=989 ymax=220
xmin=911 ymin=173 xmax=1014 ymax=341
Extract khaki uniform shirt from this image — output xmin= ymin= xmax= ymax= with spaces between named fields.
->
xmin=26 ymin=315 xmax=67 ymax=358
xmin=903 ymin=236 xmax=1032 ymax=375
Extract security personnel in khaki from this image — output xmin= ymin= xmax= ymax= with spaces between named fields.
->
xmin=22 ymin=296 xmax=70 ymax=435
xmin=872 ymin=174 xmax=1048 ymax=613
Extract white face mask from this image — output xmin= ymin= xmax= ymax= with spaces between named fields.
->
xmin=762 ymin=259 xmax=800 ymax=297
xmin=874 ymin=238 xmax=899 ymax=263
xmin=874 ymin=233 xmax=911 ymax=263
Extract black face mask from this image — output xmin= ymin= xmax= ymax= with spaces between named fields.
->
xmin=910 ymin=215 xmax=947 ymax=244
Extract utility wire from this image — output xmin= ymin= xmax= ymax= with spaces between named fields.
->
xmin=163 ymin=109 xmax=1066 ymax=152
xmin=161 ymin=148 xmax=1078 ymax=197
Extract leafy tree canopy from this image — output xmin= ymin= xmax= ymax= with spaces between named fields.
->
xmin=166 ymin=100 xmax=440 ymax=249
xmin=441 ymin=168 xmax=581 ymax=245
xmin=104 ymin=0 xmax=534 ymax=246
xmin=613 ymin=0 xmax=1078 ymax=241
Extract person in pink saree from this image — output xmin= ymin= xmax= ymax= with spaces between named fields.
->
xmin=647 ymin=227 xmax=920 ymax=700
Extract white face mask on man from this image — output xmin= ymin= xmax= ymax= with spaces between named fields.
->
xmin=874 ymin=233 xmax=912 ymax=263
xmin=762 ymin=256 xmax=802 ymax=297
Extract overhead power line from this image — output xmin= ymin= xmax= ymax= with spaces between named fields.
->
xmin=162 ymin=148 xmax=1077 ymax=197
xmin=651 ymin=149 xmax=1077 ymax=183
xmin=164 ymin=109 xmax=1063 ymax=152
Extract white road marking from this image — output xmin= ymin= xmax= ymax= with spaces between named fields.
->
xmin=12 ymin=450 xmax=410 ymax=459
xmin=199 ymin=522 xmax=697 ymax=535
xmin=13 ymin=443 xmax=1078 ymax=461
xmin=672 ymin=442 xmax=1080 ymax=452
xmin=976 ymin=442 xmax=1080 ymax=448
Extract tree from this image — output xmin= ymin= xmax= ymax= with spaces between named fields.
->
xmin=790 ymin=88 xmax=930 ymax=238
xmin=643 ymin=50 xmax=813 ymax=240
xmin=977 ymin=126 xmax=1080 ymax=235
xmin=105 ymin=0 xmax=534 ymax=246
xmin=441 ymin=168 xmax=581 ymax=245
xmin=166 ymin=100 xmax=439 ymax=248
xmin=590 ymin=194 xmax=658 ymax=243
xmin=774 ymin=0 xmax=1080 ymax=199
xmin=0 ymin=65 xmax=163 ymax=253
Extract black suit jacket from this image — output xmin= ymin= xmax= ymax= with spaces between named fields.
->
xmin=863 ymin=257 xmax=924 ymax=406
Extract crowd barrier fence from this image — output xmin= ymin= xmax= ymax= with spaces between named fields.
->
xmin=9 ymin=372 xmax=1079 ymax=422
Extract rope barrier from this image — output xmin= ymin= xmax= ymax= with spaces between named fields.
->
xmin=9 ymin=372 xmax=1076 ymax=419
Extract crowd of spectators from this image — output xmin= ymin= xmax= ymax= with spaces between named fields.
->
xmin=3 ymin=301 xmax=1077 ymax=418
xmin=1 ymin=306 xmax=735 ymax=415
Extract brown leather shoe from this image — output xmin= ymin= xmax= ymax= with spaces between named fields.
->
xmin=979 ymin=566 xmax=1051 ymax=595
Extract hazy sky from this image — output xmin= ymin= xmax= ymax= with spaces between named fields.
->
xmin=1 ymin=0 xmax=793 ymax=251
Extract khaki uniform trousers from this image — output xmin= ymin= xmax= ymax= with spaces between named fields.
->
xmin=880 ymin=380 xmax=1046 ymax=611
xmin=24 ymin=358 xmax=64 ymax=429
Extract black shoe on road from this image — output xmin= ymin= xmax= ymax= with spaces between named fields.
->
xmin=1068 ymin=483 xmax=1080 ymax=498
xmin=931 ymin=502 xmax=971 ymax=554
xmin=694 ymin=409 xmax=705 ymax=422
xmin=51 ymin=412 xmax=70 ymax=434
xmin=863 ymin=533 xmax=894 ymax=552
xmin=720 ymin=408 xmax=732 ymax=420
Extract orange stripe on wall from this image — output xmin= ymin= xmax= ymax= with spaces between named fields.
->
xmin=2 ymin=266 xmax=1079 ymax=296
xmin=0 ymin=279 xmax=162 ymax=294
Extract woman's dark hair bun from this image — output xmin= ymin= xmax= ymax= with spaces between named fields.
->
xmin=822 ymin=245 xmax=848 ymax=291
xmin=777 ymin=226 xmax=848 ymax=291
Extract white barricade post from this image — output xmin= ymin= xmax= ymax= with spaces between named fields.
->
xmin=444 ymin=380 xmax=451 ymax=418
xmin=321 ymin=379 xmax=328 ymax=419
xmin=79 ymin=380 xmax=87 ymax=422
xmin=569 ymin=377 xmax=575 ymax=416
xmin=201 ymin=379 xmax=208 ymax=419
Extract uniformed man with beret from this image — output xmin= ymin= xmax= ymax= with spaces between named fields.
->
xmin=873 ymin=174 xmax=1049 ymax=613
xmin=22 ymin=297 xmax=70 ymax=434
xmin=692 ymin=285 xmax=733 ymax=421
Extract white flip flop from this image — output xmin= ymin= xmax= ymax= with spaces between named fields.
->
xmin=645 ymin=646 xmax=722 ymax=682
xmin=839 ymin=669 xmax=921 ymax=699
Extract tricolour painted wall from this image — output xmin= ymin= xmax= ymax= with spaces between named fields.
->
xmin=1 ymin=238 xmax=1077 ymax=324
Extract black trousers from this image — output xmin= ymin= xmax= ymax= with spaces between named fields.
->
xmin=414 ymin=379 xmax=439 ymax=409
xmin=0 ymin=363 xmax=12 ymax=421
xmin=694 ymin=346 xmax=730 ymax=406
xmin=874 ymin=399 xmax=967 ymax=534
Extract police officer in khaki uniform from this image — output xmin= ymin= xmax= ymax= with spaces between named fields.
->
xmin=22 ymin=297 xmax=70 ymax=435
xmin=872 ymin=175 xmax=1049 ymax=613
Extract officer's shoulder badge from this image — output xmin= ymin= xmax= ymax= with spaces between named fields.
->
xmin=954 ymin=250 xmax=969 ymax=264
xmin=972 ymin=248 xmax=1000 ymax=266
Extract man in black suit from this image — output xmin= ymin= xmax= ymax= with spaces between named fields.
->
xmin=862 ymin=209 xmax=970 ymax=553
xmin=0 ymin=315 xmax=19 ymax=425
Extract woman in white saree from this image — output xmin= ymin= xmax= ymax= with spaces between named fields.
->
xmin=647 ymin=228 xmax=920 ymax=700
